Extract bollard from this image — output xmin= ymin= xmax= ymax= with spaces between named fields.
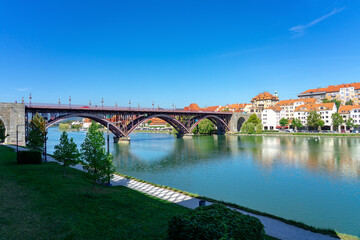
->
xmin=199 ymin=200 xmax=206 ymax=207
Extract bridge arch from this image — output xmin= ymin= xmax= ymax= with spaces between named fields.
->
xmin=124 ymin=114 xmax=189 ymax=136
xmin=0 ymin=118 xmax=7 ymax=143
xmin=46 ymin=113 xmax=126 ymax=137
xmin=189 ymin=115 xmax=230 ymax=133
xmin=237 ymin=117 xmax=246 ymax=131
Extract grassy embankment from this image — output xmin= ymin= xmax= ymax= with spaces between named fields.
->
xmin=0 ymin=146 xmax=279 ymax=240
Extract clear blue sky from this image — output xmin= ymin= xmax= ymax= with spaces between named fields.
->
xmin=1 ymin=0 xmax=359 ymax=108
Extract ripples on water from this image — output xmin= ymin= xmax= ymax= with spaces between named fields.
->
xmin=47 ymin=128 xmax=360 ymax=237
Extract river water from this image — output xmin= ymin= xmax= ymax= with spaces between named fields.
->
xmin=46 ymin=127 xmax=360 ymax=237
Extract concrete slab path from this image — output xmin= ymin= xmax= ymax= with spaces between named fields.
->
xmin=5 ymin=145 xmax=340 ymax=240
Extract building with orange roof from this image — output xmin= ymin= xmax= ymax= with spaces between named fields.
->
xmin=250 ymin=91 xmax=279 ymax=114
xmin=298 ymin=82 xmax=360 ymax=104
xmin=294 ymin=103 xmax=337 ymax=129
xmin=338 ymin=105 xmax=360 ymax=130
xmin=184 ymin=103 xmax=201 ymax=111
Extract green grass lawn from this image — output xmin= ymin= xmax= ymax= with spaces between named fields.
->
xmin=0 ymin=146 xmax=190 ymax=240
xmin=0 ymin=146 xmax=280 ymax=240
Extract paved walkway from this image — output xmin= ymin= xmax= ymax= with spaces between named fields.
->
xmin=5 ymin=145 xmax=340 ymax=240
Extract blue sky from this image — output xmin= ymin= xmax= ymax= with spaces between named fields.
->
xmin=1 ymin=0 xmax=359 ymax=108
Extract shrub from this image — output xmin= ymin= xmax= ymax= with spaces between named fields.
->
xmin=168 ymin=204 xmax=265 ymax=240
xmin=17 ymin=150 xmax=42 ymax=164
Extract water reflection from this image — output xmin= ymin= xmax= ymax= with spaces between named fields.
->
xmin=113 ymin=135 xmax=360 ymax=180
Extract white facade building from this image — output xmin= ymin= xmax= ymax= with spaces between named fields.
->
xmin=261 ymin=106 xmax=281 ymax=130
xmin=294 ymin=103 xmax=337 ymax=129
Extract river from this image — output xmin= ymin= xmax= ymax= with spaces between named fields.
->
xmin=46 ymin=127 xmax=360 ymax=237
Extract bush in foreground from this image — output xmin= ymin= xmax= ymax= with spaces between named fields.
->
xmin=17 ymin=150 xmax=42 ymax=164
xmin=168 ymin=204 xmax=265 ymax=240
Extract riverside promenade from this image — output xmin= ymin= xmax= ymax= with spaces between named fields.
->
xmin=6 ymin=145 xmax=339 ymax=240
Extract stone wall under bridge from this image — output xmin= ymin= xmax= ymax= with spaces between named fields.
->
xmin=228 ymin=112 xmax=250 ymax=132
xmin=0 ymin=103 xmax=25 ymax=145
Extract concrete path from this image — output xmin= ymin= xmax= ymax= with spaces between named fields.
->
xmin=5 ymin=145 xmax=340 ymax=240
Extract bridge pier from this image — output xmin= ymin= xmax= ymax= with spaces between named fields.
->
xmin=0 ymin=103 xmax=25 ymax=145
xmin=114 ymin=136 xmax=130 ymax=143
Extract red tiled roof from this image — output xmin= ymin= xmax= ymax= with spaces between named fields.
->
xmin=300 ymin=82 xmax=360 ymax=94
xmin=184 ymin=103 xmax=201 ymax=111
xmin=276 ymin=98 xmax=316 ymax=106
xmin=251 ymin=92 xmax=279 ymax=102
xmin=265 ymin=106 xmax=282 ymax=112
xmin=338 ymin=105 xmax=360 ymax=114
xmin=295 ymin=103 xmax=335 ymax=112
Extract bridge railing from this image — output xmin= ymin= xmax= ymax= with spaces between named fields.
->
xmin=25 ymin=103 xmax=233 ymax=114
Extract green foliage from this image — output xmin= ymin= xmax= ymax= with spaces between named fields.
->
xmin=192 ymin=119 xmax=215 ymax=134
xmin=331 ymin=113 xmax=344 ymax=131
xmin=168 ymin=204 xmax=265 ymax=240
xmin=256 ymin=122 xmax=263 ymax=134
xmin=290 ymin=118 xmax=303 ymax=131
xmin=0 ymin=121 xmax=8 ymax=143
xmin=53 ymin=131 xmax=81 ymax=176
xmin=346 ymin=118 xmax=354 ymax=129
xmin=248 ymin=113 xmax=261 ymax=125
xmin=307 ymin=111 xmax=322 ymax=130
xmin=221 ymin=107 xmax=229 ymax=112
xmin=241 ymin=114 xmax=262 ymax=134
xmin=345 ymin=99 xmax=353 ymax=105
xmin=58 ymin=123 xmax=70 ymax=131
xmin=322 ymin=99 xmax=341 ymax=110
xmin=17 ymin=150 xmax=42 ymax=164
xmin=27 ymin=113 xmax=47 ymax=151
xmin=279 ymin=118 xmax=289 ymax=127
xmin=71 ymin=124 xmax=82 ymax=130
xmin=147 ymin=120 xmax=152 ymax=125
xmin=166 ymin=123 xmax=171 ymax=128
xmin=81 ymin=122 xmax=115 ymax=187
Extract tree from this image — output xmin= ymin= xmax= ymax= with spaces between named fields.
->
xmin=290 ymin=118 xmax=303 ymax=132
xmin=147 ymin=120 xmax=152 ymax=125
xmin=307 ymin=111 xmax=322 ymax=130
xmin=53 ymin=131 xmax=81 ymax=176
xmin=0 ymin=121 xmax=8 ymax=143
xmin=318 ymin=120 xmax=325 ymax=131
xmin=322 ymin=99 xmax=341 ymax=110
xmin=241 ymin=114 xmax=262 ymax=134
xmin=331 ymin=113 xmax=344 ymax=132
xmin=345 ymin=99 xmax=353 ymax=105
xmin=346 ymin=118 xmax=354 ymax=131
xmin=279 ymin=118 xmax=289 ymax=128
xmin=192 ymin=119 xmax=215 ymax=134
xmin=27 ymin=113 xmax=47 ymax=151
xmin=59 ymin=123 xmax=70 ymax=131
xmin=247 ymin=114 xmax=261 ymax=125
xmin=81 ymin=122 xmax=115 ymax=188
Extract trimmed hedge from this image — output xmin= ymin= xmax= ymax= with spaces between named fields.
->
xmin=17 ymin=150 xmax=42 ymax=164
xmin=168 ymin=204 xmax=265 ymax=240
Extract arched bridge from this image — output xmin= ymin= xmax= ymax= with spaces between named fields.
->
xmin=21 ymin=103 xmax=250 ymax=142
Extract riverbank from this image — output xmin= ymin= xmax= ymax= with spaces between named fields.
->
xmin=3 ymin=145 xmax=359 ymax=239
xmin=0 ymin=146 xmax=279 ymax=240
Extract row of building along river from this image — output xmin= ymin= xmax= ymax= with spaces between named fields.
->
xmin=46 ymin=127 xmax=360 ymax=237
